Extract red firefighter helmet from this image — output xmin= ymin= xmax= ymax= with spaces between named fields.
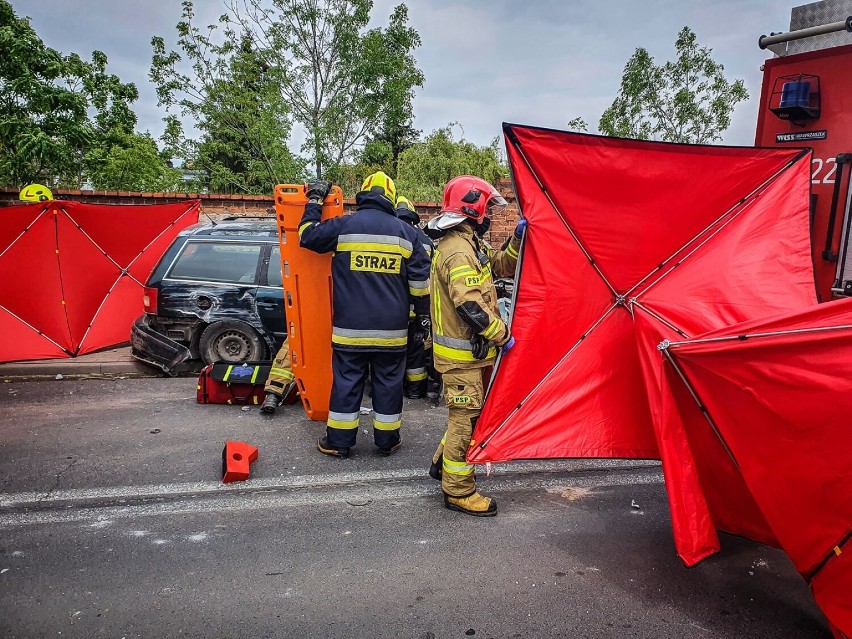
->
xmin=440 ymin=175 xmax=508 ymax=223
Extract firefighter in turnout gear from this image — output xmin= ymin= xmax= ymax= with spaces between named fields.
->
xmin=260 ymin=340 xmax=296 ymax=414
xmin=299 ymin=172 xmax=432 ymax=457
xmin=396 ymin=196 xmax=435 ymax=399
xmin=428 ymin=175 xmax=524 ymax=516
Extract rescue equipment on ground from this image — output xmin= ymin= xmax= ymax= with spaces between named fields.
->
xmin=221 ymin=440 xmax=258 ymax=483
xmin=196 ymin=361 xmax=273 ymax=405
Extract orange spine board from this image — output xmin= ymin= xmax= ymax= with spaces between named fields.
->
xmin=274 ymin=184 xmax=343 ymax=421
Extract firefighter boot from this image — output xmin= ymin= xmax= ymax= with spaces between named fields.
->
xmin=260 ymin=391 xmax=282 ymax=414
xmin=378 ymin=441 xmax=402 ymax=456
xmin=317 ymin=436 xmax=350 ymax=458
xmin=444 ymin=491 xmax=497 ymax=517
xmin=426 ymin=377 xmax=441 ymax=401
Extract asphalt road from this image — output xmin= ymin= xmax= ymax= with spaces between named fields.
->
xmin=0 ymin=377 xmax=831 ymax=638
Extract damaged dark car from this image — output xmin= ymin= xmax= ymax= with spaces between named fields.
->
xmin=131 ymin=220 xmax=286 ymax=374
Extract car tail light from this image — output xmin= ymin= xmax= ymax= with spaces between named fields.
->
xmin=142 ymin=287 xmax=158 ymax=314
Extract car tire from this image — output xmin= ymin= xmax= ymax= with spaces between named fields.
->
xmin=199 ymin=320 xmax=266 ymax=365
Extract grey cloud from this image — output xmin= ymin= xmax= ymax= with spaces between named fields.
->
xmin=11 ymin=0 xmax=802 ymax=148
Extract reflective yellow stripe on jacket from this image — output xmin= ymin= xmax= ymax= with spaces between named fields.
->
xmin=433 ymin=334 xmax=497 ymax=362
xmin=331 ymin=327 xmax=408 ymax=348
xmin=336 ymin=233 xmax=413 ymax=258
xmin=408 ymin=277 xmax=430 ymax=297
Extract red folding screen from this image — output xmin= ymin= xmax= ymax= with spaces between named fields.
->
xmin=0 ymin=199 xmax=200 ymax=362
xmin=471 ymin=124 xmax=850 ymax=636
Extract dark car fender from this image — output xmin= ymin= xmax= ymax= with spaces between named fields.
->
xmin=130 ymin=315 xmax=192 ymax=375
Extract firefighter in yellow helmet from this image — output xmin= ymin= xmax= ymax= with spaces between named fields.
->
xmin=427 ymin=175 xmax=526 ymax=516
xmin=19 ymin=184 xmax=54 ymax=202
xmin=298 ymin=171 xmax=432 ymax=457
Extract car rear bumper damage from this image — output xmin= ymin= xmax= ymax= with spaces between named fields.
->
xmin=130 ymin=315 xmax=192 ymax=374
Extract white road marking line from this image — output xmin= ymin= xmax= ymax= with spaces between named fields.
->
xmin=0 ymin=469 xmax=663 ymax=528
xmin=0 ymin=459 xmax=658 ymax=508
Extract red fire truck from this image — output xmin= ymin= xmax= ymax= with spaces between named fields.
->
xmin=754 ymin=0 xmax=852 ymax=301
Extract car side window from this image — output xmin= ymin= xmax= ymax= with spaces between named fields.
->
xmin=266 ymin=245 xmax=283 ymax=287
xmin=168 ymin=241 xmax=263 ymax=284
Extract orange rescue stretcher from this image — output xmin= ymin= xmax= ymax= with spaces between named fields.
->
xmin=274 ymin=184 xmax=343 ymax=421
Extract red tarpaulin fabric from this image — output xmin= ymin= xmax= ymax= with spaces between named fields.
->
xmin=0 ymin=199 xmax=200 ymax=362
xmin=470 ymin=123 xmax=846 ymax=635
xmin=663 ymin=299 xmax=852 ymax=638
xmin=473 ymin=124 xmax=815 ymax=466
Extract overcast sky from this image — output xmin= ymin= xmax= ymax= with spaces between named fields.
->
xmin=13 ymin=0 xmax=805 ymax=152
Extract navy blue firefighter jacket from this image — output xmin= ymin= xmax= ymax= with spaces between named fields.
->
xmin=298 ymin=191 xmax=431 ymax=352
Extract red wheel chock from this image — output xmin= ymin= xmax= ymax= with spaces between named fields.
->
xmin=221 ymin=440 xmax=258 ymax=483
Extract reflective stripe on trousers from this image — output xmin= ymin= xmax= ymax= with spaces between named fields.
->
xmin=265 ymin=341 xmax=295 ymax=393
xmin=434 ymin=368 xmax=487 ymax=497
xmin=373 ymin=412 xmax=401 ymax=431
xmin=405 ymin=366 xmax=428 ymax=382
xmin=328 ymin=349 xmax=405 ymax=450
xmin=327 ymin=410 xmax=360 ymax=430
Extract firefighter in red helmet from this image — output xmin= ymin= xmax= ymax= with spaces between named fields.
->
xmin=427 ymin=175 xmax=526 ymax=516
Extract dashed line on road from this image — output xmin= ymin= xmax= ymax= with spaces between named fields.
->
xmin=0 ymin=464 xmax=662 ymax=528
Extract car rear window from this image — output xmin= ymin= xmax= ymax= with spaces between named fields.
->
xmin=167 ymin=241 xmax=263 ymax=284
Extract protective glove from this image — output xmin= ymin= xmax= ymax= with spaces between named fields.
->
xmin=305 ymin=180 xmax=332 ymax=203
xmin=470 ymin=334 xmax=490 ymax=360
xmin=514 ymin=218 xmax=528 ymax=239
xmin=413 ymin=315 xmax=431 ymax=344
xmin=502 ymin=336 xmax=516 ymax=353
xmin=418 ymin=315 xmax=432 ymax=338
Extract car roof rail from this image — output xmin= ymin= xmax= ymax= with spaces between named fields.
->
xmin=221 ymin=215 xmax=276 ymax=222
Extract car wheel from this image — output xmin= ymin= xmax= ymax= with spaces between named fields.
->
xmin=199 ymin=320 xmax=266 ymax=364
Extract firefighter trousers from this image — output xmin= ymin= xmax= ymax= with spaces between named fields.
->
xmin=404 ymin=321 xmax=430 ymax=397
xmin=431 ymin=367 xmax=489 ymax=497
xmin=327 ymin=349 xmax=405 ymax=450
xmin=264 ymin=341 xmax=295 ymax=396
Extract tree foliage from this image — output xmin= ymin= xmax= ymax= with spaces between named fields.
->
xmin=221 ymin=0 xmax=424 ymax=179
xmin=599 ymin=27 xmax=748 ymax=144
xmin=151 ymin=3 xmax=307 ymax=194
xmin=395 ymin=124 xmax=507 ymax=202
xmin=0 ymin=0 xmax=178 ymax=190
xmin=85 ymin=131 xmax=182 ymax=192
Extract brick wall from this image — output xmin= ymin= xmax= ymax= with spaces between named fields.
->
xmin=0 ymin=179 xmax=519 ymax=246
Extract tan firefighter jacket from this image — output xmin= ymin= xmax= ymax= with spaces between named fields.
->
xmin=431 ymin=222 xmax=520 ymax=372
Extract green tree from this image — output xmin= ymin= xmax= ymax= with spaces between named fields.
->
xmin=395 ymin=124 xmax=507 ymax=202
xmin=85 ymin=132 xmax=182 ymax=192
xmin=0 ymin=1 xmax=91 ymax=187
xmin=151 ymin=6 xmax=307 ymax=194
xmin=0 ymin=0 xmax=176 ymax=190
xmin=599 ymin=27 xmax=748 ymax=143
xmin=566 ymin=117 xmax=589 ymax=132
xmin=222 ymin=0 xmax=424 ymax=179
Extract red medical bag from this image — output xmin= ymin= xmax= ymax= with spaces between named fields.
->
xmin=196 ymin=362 xmax=271 ymax=405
